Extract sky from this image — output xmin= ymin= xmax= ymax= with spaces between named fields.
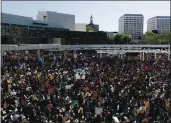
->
xmin=2 ymin=1 xmax=170 ymax=32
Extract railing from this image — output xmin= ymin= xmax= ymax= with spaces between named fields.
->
xmin=2 ymin=44 xmax=170 ymax=52
xmin=1 ymin=44 xmax=170 ymax=61
xmin=97 ymin=50 xmax=168 ymax=53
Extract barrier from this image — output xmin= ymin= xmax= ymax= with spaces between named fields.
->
xmin=1 ymin=44 xmax=171 ymax=61
xmin=2 ymin=44 xmax=170 ymax=51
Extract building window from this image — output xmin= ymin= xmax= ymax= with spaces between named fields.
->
xmin=43 ymin=16 xmax=47 ymax=21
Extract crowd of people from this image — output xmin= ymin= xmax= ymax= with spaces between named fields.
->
xmin=1 ymin=50 xmax=171 ymax=123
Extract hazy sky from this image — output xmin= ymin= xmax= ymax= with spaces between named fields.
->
xmin=2 ymin=1 xmax=170 ymax=32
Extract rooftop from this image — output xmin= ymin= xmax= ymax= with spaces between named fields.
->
xmin=119 ymin=14 xmax=143 ymax=19
xmin=148 ymin=16 xmax=170 ymax=20
xmin=124 ymin=14 xmax=143 ymax=16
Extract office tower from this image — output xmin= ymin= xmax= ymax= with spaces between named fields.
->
xmin=119 ymin=14 xmax=144 ymax=40
xmin=147 ymin=16 xmax=170 ymax=34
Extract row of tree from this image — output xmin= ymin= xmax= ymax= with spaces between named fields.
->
xmin=86 ymin=24 xmax=170 ymax=44
xmin=142 ymin=31 xmax=170 ymax=44
xmin=107 ymin=31 xmax=170 ymax=44
xmin=107 ymin=33 xmax=132 ymax=44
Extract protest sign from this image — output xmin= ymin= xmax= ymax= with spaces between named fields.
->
xmin=75 ymin=73 xmax=85 ymax=80
xmin=63 ymin=71 xmax=68 ymax=74
xmin=112 ymin=116 xmax=120 ymax=123
xmin=10 ymin=91 xmax=17 ymax=96
xmin=74 ymin=68 xmax=86 ymax=80
xmin=95 ymin=107 xmax=103 ymax=115
xmin=65 ymin=85 xmax=72 ymax=90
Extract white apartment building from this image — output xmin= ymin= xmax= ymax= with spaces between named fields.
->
xmin=75 ymin=23 xmax=87 ymax=32
xmin=147 ymin=16 xmax=170 ymax=34
xmin=119 ymin=14 xmax=144 ymax=40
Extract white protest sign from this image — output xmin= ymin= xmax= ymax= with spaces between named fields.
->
xmin=63 ymin=71 xmax=68 ymax=74
xmin=75 ymin=74 xmax=85 ymax=80
xmin=75 ymin=74 xmax=80 ymax=80
xmin=65 ymin=85 xmax=72 ymax=90
xmin=112 ymin=116 xmax=120 ymax=123
xmin=10 ymin=91 xmax=17 ymax=96
xmin=74 ymin=68 xmax=86 ymax=80
xmin=95 ymin=107 xmax=103 ymax=115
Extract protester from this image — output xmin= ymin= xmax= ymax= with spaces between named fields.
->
xmin=1 ymin=50 xmax=171 ymax=123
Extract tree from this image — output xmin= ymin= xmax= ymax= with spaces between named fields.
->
xmin=113 ymin=33 xmax=132 ymax=44
xmin=106 ymin=34 xmax=115 ymax=44
xmin=142 ymin=31 xmax=170 ymax=44
xmin=121 ymin=33 xmax=132 ymax=44
xmin=160 ymin=31 xmax=170 ymax=44
xmin=107 ymin=34 xmax=115 ymax=41
xmin=86 ymin=25 xmax=94 ymax=32
xmin=113 ymin=33 xmax=122 ymax=44
xmin=142 ymin=32 xmax=161 ymax=44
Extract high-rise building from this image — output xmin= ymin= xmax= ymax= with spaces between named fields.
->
xmin=119 ymin=14 xmax=144 ymax=40
xmin=87 ymin=15 xmax=99 ymax=32
xmin=147 ymin=16 xmax=170 ymax=34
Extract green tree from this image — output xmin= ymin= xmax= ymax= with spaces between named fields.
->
xmin=142 ymin=31 xmax=171 ymax=44
xmin=107 ymin=34 xmax=115 ymax=44
xmin=86 ymin=25 xmax=94 ymax=32
xmin=107 ymin=34 xmax=115 ymax=41
xmin=142 ymin=32 xmax=161 ymax=44
xmin=113 ymin=33 xmax=122 ymax=44
xmin=160 ymin=31 xmax=170 ymax=44
xmin=121 ymin=33 xmax=132 ymax=44
xmin=113 ymin=33 xmax=132 ymax=44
